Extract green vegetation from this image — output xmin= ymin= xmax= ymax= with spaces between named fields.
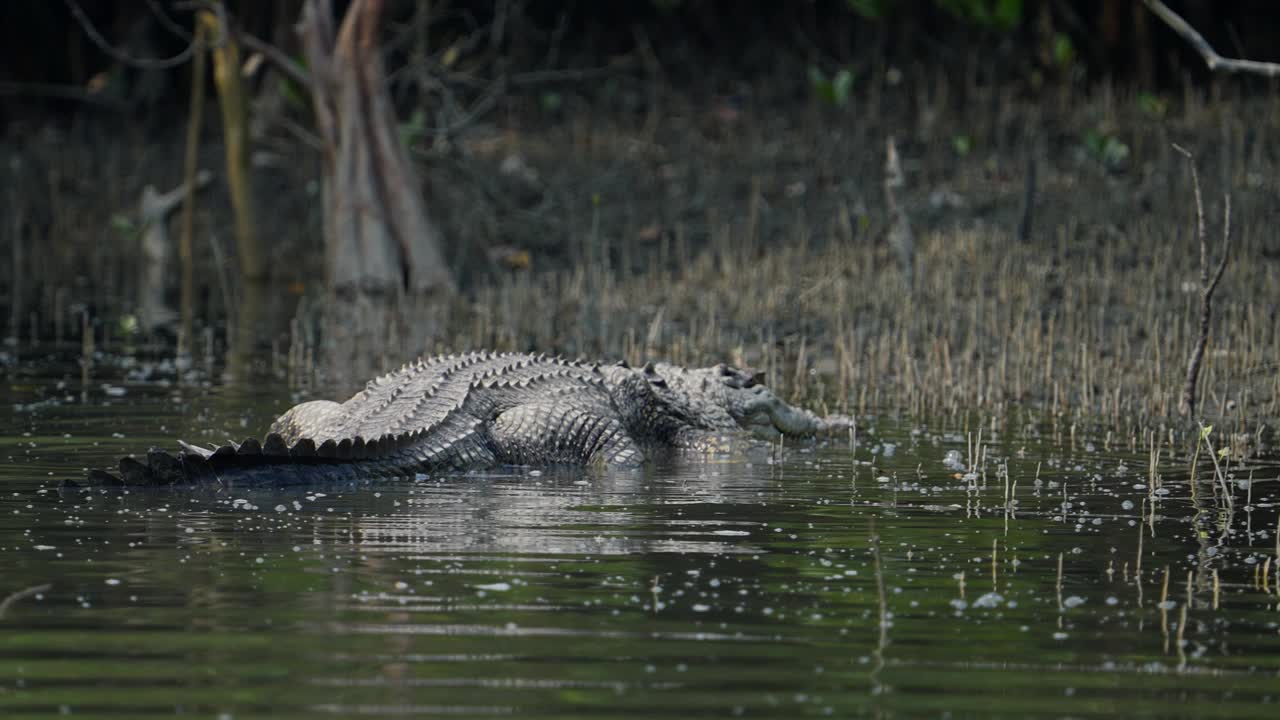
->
xmin=808 ymin=65 xmax=855 ymax=108
xmin=848 ymin=0 xmax=1023 ymax=31
xmin=1083 ymin=129 xmax=1130 ymax=171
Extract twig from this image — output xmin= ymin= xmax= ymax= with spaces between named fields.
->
xmin=239 ymin=31 xmax=312 ymax=88
xmin=178 ymin=20 xmax=208 ymax=359
xmin=1173 ymin=145 xmax=1229 ymax=419
xmin=207 ymin=233 xmax=238 ymax=341
xmin=0 ymin=81 xmax=130 ymax=110
xmin=1143 ymin=0 xmax=1280 ymax=77
xmin=63 ymin=0 xmax=221 ymax=70
xmin=145 ymin=0 xmax=193 ymax=41
xmin=1197 ymin=422 xmax=1233 ymax=510
xmin=508 ymin=62 xmax=636 ymax=87
xmin=0 ymin=584 xmax=51 ymax=619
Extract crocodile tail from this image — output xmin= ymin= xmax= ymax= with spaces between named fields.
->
xmin=80 ymin=431 xmax=407 ymax=488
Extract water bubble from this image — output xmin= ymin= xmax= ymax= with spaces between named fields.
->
xmin=972 ymin=592 xmax=1004 ymax=608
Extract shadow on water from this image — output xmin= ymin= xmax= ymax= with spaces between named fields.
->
xmin=1 ymin=357 xmax=1279 ymax=718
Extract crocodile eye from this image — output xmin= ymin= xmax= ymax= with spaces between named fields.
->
xmin=648 ymin=377 xmax=668 ymax=388
xmin=614 ymin=360 xmax=630 ymax=369
xmin=747 ymin=372 xmax=764 ymax=388
xmin=717 ymin=364 xmax=733 ymax=376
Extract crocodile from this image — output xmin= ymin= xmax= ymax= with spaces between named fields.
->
xmin=85 ymin=351 xmax=852 ymax=487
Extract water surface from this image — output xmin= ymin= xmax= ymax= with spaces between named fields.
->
xmin=2 ymin=352 xmax=1278 ymax=718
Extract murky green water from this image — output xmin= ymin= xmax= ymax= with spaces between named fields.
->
xmin=2 ymin=351 xmax=1279 ymax=718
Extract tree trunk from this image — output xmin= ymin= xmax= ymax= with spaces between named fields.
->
xmin=298 ymin=0 xmax=454 ymax=299
xmin=200 ymin=8 xmax=265 ymax=284
xmin=298 ymin=0 xmax=454 ymax=388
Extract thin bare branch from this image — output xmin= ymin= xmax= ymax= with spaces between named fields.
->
xmin=1175 ymin=145 xmax=1231 ymax=419
xmin=63 ymin=0 xmax=217 ymax=70
xmin=0 ymin=584 xmax=51 ymax=619
xmin=1171 ymin=143 xmax=1206 ymax=276
xmin=145 ymin=0 xmax=193 ymax=41
xmin=1209 ymin=195 xmax=1230 ymax=298
xmin=239 ymin=31 xmax=311 ymax=88
xmin=0 ymin=81 xmax=129 ymax=110
xmin=1143 ymin=0 xmax=1280 ymax=77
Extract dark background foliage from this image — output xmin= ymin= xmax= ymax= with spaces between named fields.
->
xmin=1 ymin=1 xmax=1276 ymax=129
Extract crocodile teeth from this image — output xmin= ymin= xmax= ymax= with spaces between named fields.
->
xmin=317 ymin=439 xmax=339 ymax=458
xmin=237 ymin=438 xmax=262 ymax=456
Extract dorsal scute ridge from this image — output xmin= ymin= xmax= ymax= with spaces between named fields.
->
xmin=389 ymin=351 xmax=472 ymax=421
xmin=348 ymin=352 xmax=442 ymax=435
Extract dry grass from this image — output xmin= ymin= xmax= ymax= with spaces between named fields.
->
xmin=4 ymin=68 xmax=1279 ymax=446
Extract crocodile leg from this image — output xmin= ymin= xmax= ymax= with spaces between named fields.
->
xmin=489 ymin=402 xmax=644 ymax=469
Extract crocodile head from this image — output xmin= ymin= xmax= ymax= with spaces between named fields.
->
xmin=652 ymin=362 xmax=826 ymax=439
xmin=602 ymin=360 xmax=832 ymax=441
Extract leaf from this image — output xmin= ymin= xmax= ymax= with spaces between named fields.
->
xmin=117 ymin=314 xmax=139 ymax=335
xmin=398 ymin=109 xmax=427 ymax=148
xmin=846 ymin=0 xmax=893 ymax=19
xmin=809 ymin=66 xmax=854 ymax=108
xmin=832 ymin=69 xmax=855 ymax=107
xmin=1199 ymin=424 xmax=1214 ymax=440
xmin=993 ymin=0 xmax=1023 ymax=31
xmin=110 ymin=214 xmax=136 ymax=235
xmin=1053 ymin=33 xmax=1075 ymax=68
xmin=441 ymin=43 xmax=460 ymax=69
xmin=1138 ymin=92 xmax=1167 ymax=118
xmin=808 ymin=65 xmax=828 ymax=90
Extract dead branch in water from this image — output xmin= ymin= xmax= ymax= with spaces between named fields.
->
xmin=1172 ymin=144 xmax=1230 ymax=419
xmin=0 ymin=583 xmax=51 ymax=619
